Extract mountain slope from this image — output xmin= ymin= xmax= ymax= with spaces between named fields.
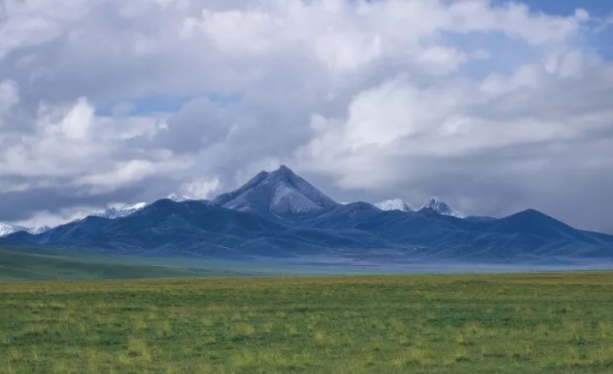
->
xmin=213 ymin=165 xmax=338 ymax=216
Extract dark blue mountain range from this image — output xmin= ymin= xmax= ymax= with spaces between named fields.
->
xmin=2 ymin=166 xmax=612 ymax=263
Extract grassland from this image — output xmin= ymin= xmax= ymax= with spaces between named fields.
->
xmin=1 ymin=272 xmax=613 ymax=373
xmin=0 ymin=247 xmax=275 ymax=280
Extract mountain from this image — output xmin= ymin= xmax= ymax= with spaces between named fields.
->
xmin=375 ymin=199 xmax=413 ymax=212
xmin=0 ymin=199 xmax=393 ymax=258
xmin=420 ymin=197 xmax=465 ymax=218
xmin=2 ymin=166 xmax=613 ymax=264
xmin=213 ymin=165 xmax=338 ymax=216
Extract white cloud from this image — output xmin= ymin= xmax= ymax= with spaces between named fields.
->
xmin=0 ymin=80 xmax=19 ymax=128
xmin=574 ymin=9 xmax=590 ymax=22
xmin=0 ymin=14 xmax=61 ymax=60
xmin=41 ymin=97 xmax=94 ymax=140
xmin=0 ymin=0 xmax=612 ymax=231
xmin=181 ymin=177 xmax=222 ymax=199
xmin=74 ymin=159 xmax=192 ymax=192
xmin=0 ymin=80 xmax=19 ymax=111
xmin=343 ymin=76 xmax=423 ymax=149
xmin=13 ymin=207 xmax=95 ymax=228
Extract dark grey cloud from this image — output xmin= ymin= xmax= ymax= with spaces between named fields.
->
xmin=0 ymin=185 xmax=143 ymax=222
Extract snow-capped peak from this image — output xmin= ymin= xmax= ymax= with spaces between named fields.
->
xmin=421 ymin=197 xmax=465 ymax=218
xmin=375 ymin=198 xmax=413 ymax=212
xmin=0 ymin=222 xmax=25 ymax=237
xmin=124 ymin=202 xmax=147 ymax=210
xmin=94 ymin=202 xmax=148 ymax=219
xmin=166 ymin=193 xmax=192 ymax=202
xmin=0 ymin=222 xmax=52 ymax=237
xmin=213 ymin=165 xmax=338 ymax=215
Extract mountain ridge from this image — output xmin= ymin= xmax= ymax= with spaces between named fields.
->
xmin=2 ymin=166 xmax=612 ymax=263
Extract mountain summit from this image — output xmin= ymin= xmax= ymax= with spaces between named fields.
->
xmin=94 ymin=202 xmax=147 ymax=219
xmin=213 ymin=165 xmax=338 ymax=215
xmin=421 ymin=197 xmax=465 ymax=218
xmin=166 ymin=193 xmax=192 ymax=202
xmin=375 ymin=199 xmax=413 ymax=212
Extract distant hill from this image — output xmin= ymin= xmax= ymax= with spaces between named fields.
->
xmin=0 ymin=247 xmax=197 ymax=280
xmin=1 ymin=166 xmax=612 ymax=264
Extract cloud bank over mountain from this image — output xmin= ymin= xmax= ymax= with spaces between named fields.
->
xmin=0 ymin=0 xmax=612 ymax=232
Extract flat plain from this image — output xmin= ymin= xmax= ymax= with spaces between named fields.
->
xmin=1 ymin=272 xmax=613 ymax=374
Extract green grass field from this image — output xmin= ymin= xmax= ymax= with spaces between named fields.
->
xmin=1 ymin=272 xmax=613 ymax=374
xmin=0 ymin=247 xmax=282 ymax=280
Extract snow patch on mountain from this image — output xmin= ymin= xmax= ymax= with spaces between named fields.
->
xmin=167 ymin=193 xmax=192 ymax=202
xmin=94 ymin=202 xmax=147 ymax=219
xmin=29 ymin=225 xmax=52 ymax=235
xmin=0 ymin=222 xmax=25 ymax=237
xmin=421 ymin=197 xmax=465 ymax=218
xmin=375 ymin=199 xmax=413 ymax=212
xmin=213 ymin=165 xmax=338 ymax=215
xmin=0 ymin=222 xmax=52 ymax=237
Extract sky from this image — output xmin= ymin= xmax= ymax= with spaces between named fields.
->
xmin=0 ymin=0 xmax=613 ymax=232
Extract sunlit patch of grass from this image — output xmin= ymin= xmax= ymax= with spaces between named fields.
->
xmin=261 ymin=321 xmax=274 ymax=333
xmin=407 ymin=347 xmax=435 ymax=366
xmin=86 ymin=349 xmax=101 ymax=373
xmin=591 ymin=345 xmax=613 ymax=368
xmin=534 ymin=323 xmax=549 ymax=335
xmin=52 ymin=360 xmax=73 ymax=374
xmin=30 ymin=345 xmax=41 ymax=362
xmin=204 ymin=304 xmax=223 ymax=313
xmin=566 ymin=321 xmax=586 ymax=345
xmin=126 ymin=337 xmax=151 ymax=362
xmin=131 ymin=316 xmax=148 ymax=332
xmin=454 ymin=347 xmax=471 ymax=363
xmin=598 ymin=321 xmax=612 ymax=338
xmin=455 ymin=334 xmax=476 ymax=346
xmin=392 ymin=347 xmax=435 ymax=368
xmin=0 ymin=364 xmax=16 ymax=374
xmin=154 ymin=320 xmax=172 ymax=338
xmin=195 ymin=364 xmax=217 ymax=374
xmin=231 ymin=323 xmax=256 ymax=339
xmin=510 ymin=344 xmax=533 ymax=362
xmin=257 ymin=349 xmax=288 ymax=366
xmin=313 ymin=330 xmax=328 ymax=346
xmin=286 ymin=325 xmax=299 ymax=337
xmin=200 ymin=316 xmax=213 ymax=327
xmin=231 ymin=349 xmax=256 ymax=368
xmin=8 ymin=348 xmax=21 ymax=362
